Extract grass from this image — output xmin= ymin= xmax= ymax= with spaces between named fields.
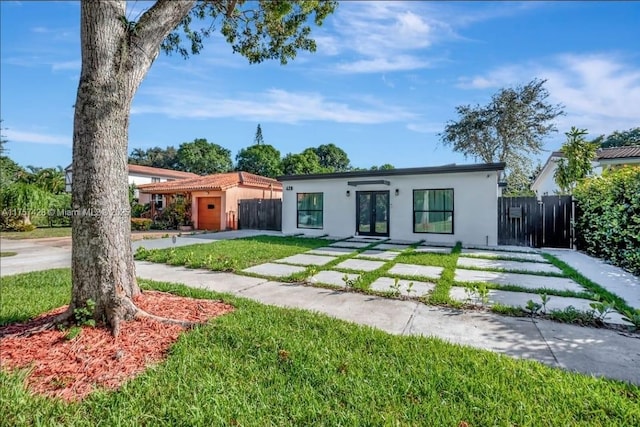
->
xmin=0 ymin=252 xmax=17 ymax=257
xmin=0 ymin=226 xmax=72 ymax=240
xmin=134 ymin=235 xmax=332 ymax=271
xmin=1 ymin=269 xmax=639 ymax=426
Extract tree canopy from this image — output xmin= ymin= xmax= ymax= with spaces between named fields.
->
xmin=305 ymin=143 xmax=351 ymax=172
xmin=554 ymin=127 xmax=599 ymax=194
xmin=281 ymin=150 xmax=325 ymax=175
xmin=129 ymin=146 xmax=179 ymax=169
xmin=599 ymin=127 xmax=640 ymax=148
xmin=235 ymin=143 xmax=282 ymax=178
xmin=254 ymin=124 xmax=265 ymax=145
xmin=440 ymin=79 xmax=564 ymax=194
xmin=176 ymin=138 xmax=233 ymax=175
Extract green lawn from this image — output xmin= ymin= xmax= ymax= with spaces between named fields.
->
xmin=1 ymin=269 xmax=638 ymax=426
xmin=0 ymin=226 xmax=72 ymax=240
xmin=134 ymin=235 xmax=331 ymax=271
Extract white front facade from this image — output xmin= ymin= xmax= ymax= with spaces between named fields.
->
xmin=281 ymin=165 xmax=503 ymax=246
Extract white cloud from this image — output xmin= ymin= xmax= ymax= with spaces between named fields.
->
xmin=456 ymin=54 xmax=640 ymax=136
xmin=132 ymin=87 xmax=416 ymax=124
xmin=406 ymin=122 xmax=443 ymax=134
xmin=5 ymin=130 xmax=71 ymax=146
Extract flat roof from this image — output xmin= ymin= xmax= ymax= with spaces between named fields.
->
xmin=278 ymin=162 xmax=505 ymax=182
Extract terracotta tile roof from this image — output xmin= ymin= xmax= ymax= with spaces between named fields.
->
xmin=127 ymin=164 xmax=199 ymax=179
xmin=597 ymin=146 xmax=640 ymax=160
xmin=137 ymin=172 xmax=282 ymax=193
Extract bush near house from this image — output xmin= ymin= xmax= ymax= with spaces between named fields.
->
xmin=573 ymin=166 xmax=640 ymax=275
xmin=130 ymin=218 xmax=152 ymax=231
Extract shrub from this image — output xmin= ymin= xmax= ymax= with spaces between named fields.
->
xmin=573 ymin=166 xmax=640 ymax=275
xmin=131 ymin=218 xmax=152 ymax=231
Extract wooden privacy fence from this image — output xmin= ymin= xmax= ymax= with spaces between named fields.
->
xmin=238 ymin=199 xmax=282 ymax=231
xmin=497 ymin=195 xmax=574 ymax=248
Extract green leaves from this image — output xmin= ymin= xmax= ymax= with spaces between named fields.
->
xmin=161 ymin=0 xmax=337 ymax=65
xmin=440 ymin=78 xmax=564 ymax=189
xmin=573 ymin=166 xmax=640 ymax=275
xmin=553 ymin=127 xmax=599 ymax=194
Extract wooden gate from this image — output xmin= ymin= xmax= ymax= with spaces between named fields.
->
xmin=498 ymin=196 xmax=574 ymax=248
xmin=238 ymin=199 xmax=282 ymax=231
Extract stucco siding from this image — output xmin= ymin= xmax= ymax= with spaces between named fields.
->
xmin=281 ymin=170 xmax=500 ymax=246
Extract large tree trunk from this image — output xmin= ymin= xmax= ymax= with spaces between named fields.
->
xmin=71 ymin=0 xmax=195 ymax=335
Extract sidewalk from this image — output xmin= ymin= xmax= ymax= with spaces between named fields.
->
xmin=135 ymin=261 xmax=640 ymax=385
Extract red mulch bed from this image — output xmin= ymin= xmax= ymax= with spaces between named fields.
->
xmin=0 ymin=291 xmax=234 ymax=401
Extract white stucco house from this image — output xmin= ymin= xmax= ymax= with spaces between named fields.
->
xmin=278 ymin=162 xmax=505 ymax=247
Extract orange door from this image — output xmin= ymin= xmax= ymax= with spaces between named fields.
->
xmin=197 ymin=197 xmax=222 ymax=231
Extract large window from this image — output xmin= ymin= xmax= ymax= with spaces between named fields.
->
xmin=297 ymin=193 xmax=323 ymax=229
xmin=413 ymin=189 xmax=453 ymax=234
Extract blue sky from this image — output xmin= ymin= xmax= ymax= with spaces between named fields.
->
xmin=1 ymin=1 xmax=639 ymax=171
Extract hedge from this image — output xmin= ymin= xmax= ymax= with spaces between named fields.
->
xmin=131 ymin=218 xmax=152 ymax=231
xmin=573 ymin=166 xmax=640 ymax=275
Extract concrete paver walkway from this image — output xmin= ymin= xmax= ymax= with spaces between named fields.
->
xmin=134 ymin=261 xmax=640 ymax=385
xmin=454 ymin=268 xmax=584 ymax=293
xmin=3 ymin=235 xmax=639 ymax=385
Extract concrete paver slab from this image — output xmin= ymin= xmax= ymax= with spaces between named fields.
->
xmin=242 ymin=263 xmax=306 ymax=278
xmin=461 ymin=249 xmax=547 ymax=262
xmin=406 ymin=304 xmax=558 ymax=365
xmin=545 ymin=249 xmax=640 ymax=310
xmin=454 ymin=268 xmax=584 ymax=292
xmin=414 ymin=246 xmax=451 ymax=254
xmin=356 ymin=250 xmax=399 ymax=260
xmin=534 ymin=319 xmax=640 ymax=384
xmin=274 ymin=253 xmax=336 ymax=266
xmin=449 ymin=286 xmax=630 ymax=326
xmin=307 ymin=247 xmax=356 ymax=256
xmin=457 ymin=256 xmax=562 ymax=274
xmin=329 ymin=241 xmax=372 ymax=248
xmin=466 ymin=244 xmax=540 ymax=254
xmin=369 ymin=277 xmax=435 ymax=297
xmin=310 ymin=270 xmax=359 ymax=288
xmin=372 ymin=243 xmax=412 ymax=251
xmin=388 ymin=263 xmax=443 ymax=279
xmin=335 ymin=258 xmax=385 ymax=271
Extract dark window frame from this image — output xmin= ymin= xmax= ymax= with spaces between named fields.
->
xmin=296 ymin=192 xmax=323 ymax=229
xmin=412 ymin=188 xmax=454 ymax=234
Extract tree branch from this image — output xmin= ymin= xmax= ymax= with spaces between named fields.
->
xmin=131 ymin=0 xmax=197 ymax=65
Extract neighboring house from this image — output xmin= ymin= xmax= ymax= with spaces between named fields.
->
xmin=530 ymin=151 xmax=565 ymax=198
xmin=531 ymin=146 xmax=640 ymax=198
xmin=137 ymin=172 xmax=282 ymax=231
xmin=278 ymin=163 xmax=505 ymax=246
xmin=597 ymin=146 xmax=640 ymax=169
xmin=65 ymin=163 xmax=198 ymax=207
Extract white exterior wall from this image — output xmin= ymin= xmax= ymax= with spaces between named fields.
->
xmin=281 ymin=170 xmax=501 ymax=246
xmin=531 ymin=159 xmax=559 ymax=199
xmin=129 ymin=173 xmax=175 ymax=205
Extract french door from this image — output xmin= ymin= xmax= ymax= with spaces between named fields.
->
xmin=356 ymin=191 xmax=389 ymax=237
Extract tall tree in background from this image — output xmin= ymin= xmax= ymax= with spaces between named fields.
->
xmin=282 ymin=150 xmax=325 ymax=175
xmin=554 ymin=127 xmax=599 ymax=194
xmin=599 ymin=127 xmax=640 ymax=148
xmin=440 ymin=79 xmax=564 ymax=193
xmin=254 ymin=124 xmax=264 ymax=145
xmin=306 ymin=143 xmax=350 ymax=171
xmin=236 ymin=144 xmax=282 ymax=178
xmin=176 ymin=138 xmax=232 ymax=174
xmin=129 ymin=146 xmax=179 ymax=169
xmin=67 ymin=0 xmax=336 ymax=335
